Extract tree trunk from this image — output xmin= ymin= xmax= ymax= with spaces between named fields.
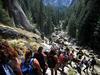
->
xmin=3 ymin=0 xmax=33 ymax=31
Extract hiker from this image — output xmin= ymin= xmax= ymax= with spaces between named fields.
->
xmin=69 ymin=50 xmax=75 ymax=67
xmin=31 ymin=46 xmax=42 ymax=75
xmin=82 ymin=57 xmax=90 ymax=73
xmin=90 ymin=57 xmax=96 ymax=71
xmin=30 ymin=56 xmax=42 ymax=75
xmin=0 ymin=41 xmax=22 ymax=75
xmin=77 ymin=49 xmax=84 ymax=60
xmin=66 ymin=49 xmax=70 ymax=64
xmin=21 ymin=50 xmax=38 ymax=75
xmin=69 ymin=50 xmax=75 ymax=61
xmin=76 ymin=60 xmax=83 ymax=75
xmin=34 ymin=46 xmax=46 ymax=75
xmin=58 ymin=48 xmax=69 ymax=69
xmin=47 ymin=50 xmax=58 ymax=75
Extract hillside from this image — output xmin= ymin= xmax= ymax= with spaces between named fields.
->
xmin=0 ymin=0 xmax=100 ymax=55
xmin=0 ymin=23 xmax=42 ymax=43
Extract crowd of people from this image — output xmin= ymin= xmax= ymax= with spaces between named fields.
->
xmin=0 ymin=39 xmax=97 ymax=75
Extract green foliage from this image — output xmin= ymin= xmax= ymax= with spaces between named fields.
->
xmin=68 ymin=13 xmax=76 ymax=38
xmin=68 ymin=68 xmax=77 ymax=75
xmin=1 ymin=0 xmax=100 ymax=53
xmin=44 ymin=18 xmax=54 ymax=36
xmin=0 ymin=0 xmax=12 ymax=26
xmin=66 ymin=0 xmax=100 ymax=52
xmin=18 ymin=0 xmax=68 ymax=35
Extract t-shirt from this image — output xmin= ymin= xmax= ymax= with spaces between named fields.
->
xmin=59 ymin=53 xmax=65 ymax=63
xmin=47 ymin=55 xmax=57 ymax=68
xmin=34 ymin=53 xmax=45 ymax=69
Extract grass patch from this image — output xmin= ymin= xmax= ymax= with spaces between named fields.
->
xmin=68 ymin=68 xmax=77 ymax=75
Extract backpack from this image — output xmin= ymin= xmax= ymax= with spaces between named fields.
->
xmin=1 ymin=64 xmax=15 ymax=75
xmin=21 ymin=60 xmax=36 ymax=75
xmin=91 ymin=59 xmax=96 ymax=66
xmin=47 ymin=55 xmax=57 ymax=68
xmin=30 ymin=58 xmax=42 ymax=75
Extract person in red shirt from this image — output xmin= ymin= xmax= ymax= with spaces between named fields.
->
xmin=34 ymin=47 xmax=46 ymax=75
xmin=47 ymin=50 xmax=58 ymax=75
xmin=69 ymin=50 xmax=75 ymax=67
